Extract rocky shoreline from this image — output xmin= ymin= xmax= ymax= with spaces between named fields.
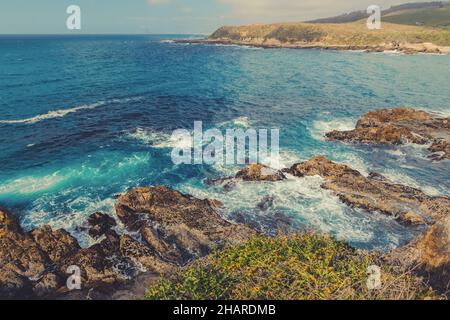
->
xmin=175 ymin=38 xmax=450 ymax=54
xmin=1 ymin=107 xmax=449 ymax=299
xmin=0 ymin=188 xmax=255 ymax=300
xmin=326 ymin=108 xmax=450 ymax=161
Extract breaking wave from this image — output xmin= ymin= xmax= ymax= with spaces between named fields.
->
xmin=0 ymin=97 xmax=143 ymax=124
xmin=310 ymin=117 xmax=356 ymax=141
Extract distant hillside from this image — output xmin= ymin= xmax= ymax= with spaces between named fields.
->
xmin=383 ymin=3 xmax=450 ymax=27
xmin=207 ymin=20 xmax=450 ymax=53
xmin=309 ymin=1 xmax=450 ymax=27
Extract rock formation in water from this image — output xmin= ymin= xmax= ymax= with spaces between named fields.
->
xmin=0 ymin=186 xmax=255 ymax=299
xmin=205 ymin=163 xmax=286 ymax=191
xmin=220 ymin=158 xmax=449 ymax=294
xmin=115 ymin=186 xmax=256 ymax=265
xmin=235 ymin=163 xmax=287 ymax=182
xmin=326 ymin=108 xmax=450 ymax=161
xmin=287 ymin=155 xmax=450 ymax=225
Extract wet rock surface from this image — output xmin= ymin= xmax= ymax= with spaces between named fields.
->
xmin=205 ymin=163 xmax=286 ymax=191
xmin=115 ymin=186 xmax=256 ymax=265
xmin=1 ymin=186 xmax=254 ymax=299
xmin=1 ymin=147 xmax=448 ymax=298
xmin=287 ymin=156 xmax=450 ymax=225
xmin=326 ymin=108 xmax=450 ymax=160
xmin=87 ymin=212 xmax=117 ymax=239
xmin=219 ymin=159 xmax=449 ymax=294
xmin=0 ymin=208 xmax=51 ymax=299
xmin=235 ymin=164 xmax=286 ymax=182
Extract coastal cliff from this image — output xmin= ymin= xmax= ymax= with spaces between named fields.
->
xmin=183 ymin=20 xmax=450 ymax=53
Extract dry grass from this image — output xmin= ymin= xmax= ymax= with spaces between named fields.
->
xmin=146 ymin=234 xmax=434 ymax=300
xmin=210 ymin=20 xmax=450 ymax=46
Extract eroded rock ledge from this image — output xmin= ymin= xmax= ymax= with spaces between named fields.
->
xmin=214 ymin=158 xmax=449 ymax=294
xmin=326 ymin=108 xmax=450 ymax=161
xmin=115 ymin=186 xmax=255 ymax=265
xmin=287 ymin=156 xmax=450 ymax=225
xmin=1 ymin=157 xmax=448 ymax=298
xmin=0 ymin=187 xmax=255 ymax=299
xmin=384 ymin=214 xmax=450 ymax=295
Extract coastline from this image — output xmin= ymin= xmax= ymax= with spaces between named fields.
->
xmin=175 ymin=38 xmax=450 ymax=54
xmin=1 ymin=107 xmax=449 ymax=300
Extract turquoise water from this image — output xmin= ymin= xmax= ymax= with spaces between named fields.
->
xmin=0 ymin=35 xmax=449 ymax=250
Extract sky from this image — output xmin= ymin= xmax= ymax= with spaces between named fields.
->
xmin=0 ymin=0 xmax=432 ymax=34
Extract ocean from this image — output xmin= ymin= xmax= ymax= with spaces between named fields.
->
xmin=0 ymin=34 xmax=449 ymax=251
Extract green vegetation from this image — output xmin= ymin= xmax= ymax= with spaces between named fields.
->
xmin=383 ymin=4 xmax=450 ymax=27
xmin=209 ymin=20 xmax=450 ymax=47
xmin=146 ymin=234 xmax=432 ymax=300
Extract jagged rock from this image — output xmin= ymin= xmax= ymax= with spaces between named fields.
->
xmin=288 ymin=156 xmax=450 ymax=224
xmin=115 ymin=186 xmax=256 ymax=265
xmin=205 ymin=164 xmax=286 ymax=192
xmin=0 ymin=268 xmax=33 ymax=299
xmin=0 ymin=208 xmax=48 ymax=285
xmin=119 ymin=235 xmax=172 ymax=273
xmin=87 ymin=212 xmax=117 ymax=239
xmin=367 ymin=172 xmax=389 ymax=182
xmin=33 ymin=273 xmax=63 ymax=297
xmin=428 ymin=140 xmax=450 ymax=161
xmin=384 ymin=214 xmax=450 ymax=295
xmin=0 ymin=209 xmax=73 ymax=299
xmin=235 ymin=164 xmax=286 ymax=182
xmin=399 ymin=212 xmax=426 ymax=226
xmin=327 ymin=125 xmax=427 ymax=145
xmin=326 ymin=108 xmax=450 ymax=160
xmin=0 ymin=207 xmax=172 ymax=299
xmin=30 ymin=226 xmax=80 ymax=264
xmin=356 ymin=108 xmax=432 ymax=127
xmin=59 ymin=232 xmax=121 ymax=286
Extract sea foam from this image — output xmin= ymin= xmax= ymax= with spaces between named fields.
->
xmin=0 ymin=96 xmax=142 ymax=124
xmin=311 ymin=117 xmax=356 ymax=141
xmin=181 ymin=173 xmax=413 ymax=251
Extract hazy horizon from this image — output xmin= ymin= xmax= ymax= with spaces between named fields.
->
xmin=0 ymin=0 xmax=440 ymax=35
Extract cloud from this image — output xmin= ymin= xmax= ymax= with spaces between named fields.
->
xmin=219 ymin=0 xmax=428 ymax=22
xmin=148 ymin=0 xmax=171 ymax=5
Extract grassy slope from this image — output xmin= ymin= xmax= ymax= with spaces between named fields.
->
xmin=209 ymin=18 xmax=450 ymax=47
xmin=383 ymin=4 xmax=450 ymax=27
xmin=208 ymin=2 xmax=450 ymax=47
xmin=146 ymin=234 xmax=432 ymax=300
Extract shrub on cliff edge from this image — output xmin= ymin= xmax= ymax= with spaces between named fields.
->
xmin=146 ymin=234 xmax=432 ymax=300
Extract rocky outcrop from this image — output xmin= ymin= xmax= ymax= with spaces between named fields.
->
xmin=0 ymin=207 xmax=139 ymax=299
xmin=176 ymin=21 xmax=450 ymax=54
xmin=429 ymin=140 xmax=450 ymax=161
xmin=205 ymin=163 xmax=286 ymax=192
xmin=87 ymin=212 xmax=117 ymax=239
xmin=384 ymin=214 xmax=450 ymax=295
xmin=0 ymin=208 xmax=52 ymax=298
xmin=287 ymin=156 xmax=450 ymax=225
xmin=31 ymin=226 xmax=80 ymax=265
xmin=115 ymin=186 xmax=256 ymax=265
xmin=1 ymin=186 xmax=252 ymax=299
xmin=326 ymin=108 xmax=450 ymax=161
xmin=235 ymin=163 xmax=286 ymax=182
